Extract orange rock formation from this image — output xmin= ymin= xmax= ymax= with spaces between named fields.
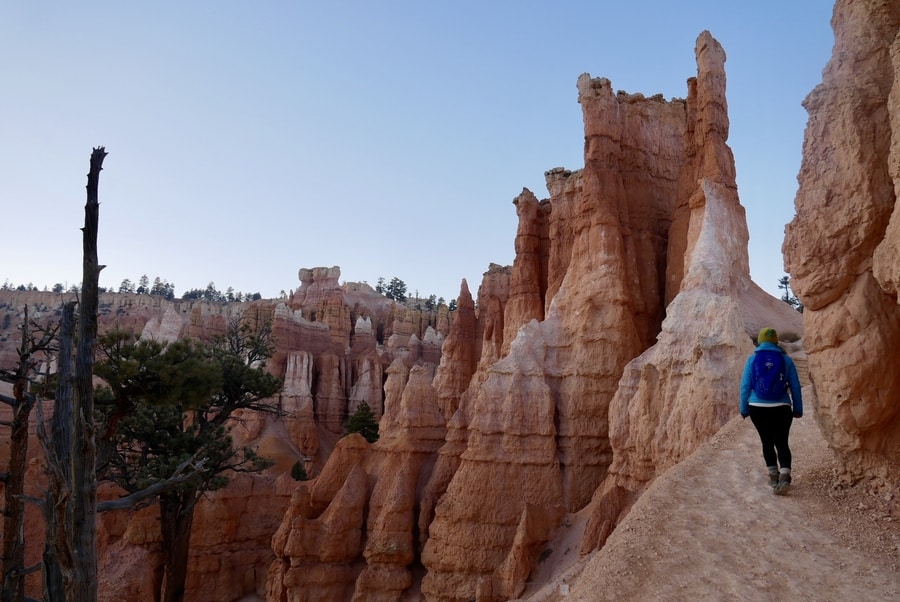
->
xmin=268 ymin=30 xmax=803 ymax=602
xmin=10 ymin=2 xmax=899 ymax=599
xmin=0 ymin=266 xmax=448 ymax=601
xmin=785 ymin=0 xmax=900 ymax=499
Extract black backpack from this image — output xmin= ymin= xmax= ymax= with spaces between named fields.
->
xmin=752 ymin=349 xmax=788 ymax=400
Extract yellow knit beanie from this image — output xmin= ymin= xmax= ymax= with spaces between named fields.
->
xmin=758 ymin=327 xmax=779 ymax=344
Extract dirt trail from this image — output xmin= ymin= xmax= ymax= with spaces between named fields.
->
xmin=521 ymin=398 xmax=900 ymax=601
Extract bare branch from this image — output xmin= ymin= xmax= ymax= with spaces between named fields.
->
xmin=18 ymin=495 xmax=46 ymax=512
xmin=0 ymin=392 xmax=36 ymax=408
xmin=229 ymin=401 xmax=284 ymax=419
xmin=98 ymin=456 xmax=208 ymax=513
xmin=19 ymin=560 xmax=42 ymax=576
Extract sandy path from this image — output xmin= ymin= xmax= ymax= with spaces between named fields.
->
xmin=521 ymin=402 xmax=900 ymax=601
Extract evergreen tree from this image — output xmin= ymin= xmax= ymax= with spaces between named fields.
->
xmin=151 ymin=277 xmax=165 ymax=296
xmin=345 ymin=400 xmax=379 ymax=443
xmin=778 ymin=275 xmax=803 ymax=313
xmin=204 ymin=281 xmax=222 ymax=302
xmin=95 ymin=318 xmax=281 ymax=602
xmin=137 ymin=274 xmax=150 ymax=295
xmin=385 ymin=277 xmax=407 ymax=303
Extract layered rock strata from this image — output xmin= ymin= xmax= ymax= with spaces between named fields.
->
xmin=4 ymin=16 xmax=860 ymax=602
xmin=418 ymin=30 xmax=803 ymax=601
xmin=581 ymin=31 xmax=805 ymax=552
xmin=785 ymin=0 xmax=900 ymax=499
xmin=264 ymin=29 xmax=806 ymax=602
xmin=268 ymin=360 xmax=448 ymax=600
xmin=0 ymin=265 xmax=448 ymax=601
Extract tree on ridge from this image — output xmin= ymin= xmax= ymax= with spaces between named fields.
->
xmin=778 ymin=275 xmax=804 ymax=313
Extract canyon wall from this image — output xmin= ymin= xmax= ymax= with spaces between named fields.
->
xmin=0 ymin=268 xmax=449 ymax=600
xmin=579 ymin=31 xmax=808 ymax=553
xmin=784 ymin=0 xmax=900 ymax=498
xmin=17 ymin=7 xmax=900 ymax=598
xmin=267 ymin=30 xmax=803 ymax=602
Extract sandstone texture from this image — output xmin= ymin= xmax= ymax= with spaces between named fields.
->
xmin=261 ymin=28 xmax=806 ymax=602
xmin=0 ymin=266 xmax=448 ymax=601
xmin=11 ymin=4 xmax=896 ymax=599
xmin=416 ymin=32 xmax=801 ymax=602
xmin=784 ymin=0 xmax=900 ymax=499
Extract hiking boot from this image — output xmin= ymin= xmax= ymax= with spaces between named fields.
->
xmin=768 ymin=468 xmax=779 ymax=488
xmin=774 ymin=473 xmax=792 ymax=496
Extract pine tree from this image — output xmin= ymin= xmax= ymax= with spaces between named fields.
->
xmin=778 ymin=275 xmax=803 ymax=313
xmin=345 ymin=400 xmax=379 ymax=443
xmin=385 ymin=277 xmax=407 ymax=303
xmin=95 ymin=318 xmax=281 ymax=602
xmin=151 ymin=277 xmax=165 ymax=296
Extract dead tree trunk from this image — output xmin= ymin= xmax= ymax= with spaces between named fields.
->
xmin=1 ymin=306 xmax=59 ymax=602
xmin=42 ymin=301 xmax=75 ymax=601
xmin=41 ymin=147 xmax=107 ymax=602
xmin=70 ymin=146 xmax=107 ymax=601
xmin=0 ymin=385 xmax=31 ymax=602
xmin=1 ymin=323 xmax=36 ymax=602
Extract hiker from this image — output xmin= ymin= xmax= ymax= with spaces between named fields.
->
xmin=739 ymin=327 xmax=803 ymax=495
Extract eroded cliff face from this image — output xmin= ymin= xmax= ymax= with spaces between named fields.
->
xmin=417 ymin=71 xmax=692 ymax=599
xmin=420 ymin=33 xmax=802 ymax=601
xmin=7 ymin=18 xmax=854 ymax=602
xmin=267 ymin=361 xmax=448 ymax=601
xmin=267 ymin=30 xmax=803 ymax=602
xmin=579 ymin=32 xmax=806 ymax=553
xmin=0 ymin=266 xmax=449 ymax=601
xmin=785 ymin=0 xmax=900 ymax=497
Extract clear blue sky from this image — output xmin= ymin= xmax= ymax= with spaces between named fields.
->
xmin=1 ymin=2 xmax=833 ymax=302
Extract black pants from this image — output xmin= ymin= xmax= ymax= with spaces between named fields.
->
xmin=749 ymin=405 xmax=794 ymax=469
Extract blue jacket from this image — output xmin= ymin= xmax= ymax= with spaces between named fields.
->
xmin=739 ymin=342 xmax=803 ymax=417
